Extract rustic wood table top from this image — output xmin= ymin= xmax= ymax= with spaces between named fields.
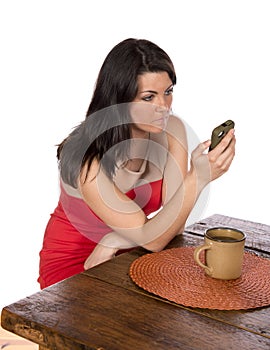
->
xmin=2 ymin=214 xmax=270 ymax=350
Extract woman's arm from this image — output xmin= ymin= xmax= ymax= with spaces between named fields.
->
xmin=142 ymin=126 xmax=236 ymax=252
xmin=80 ymin=117 xmax=236 ymax=256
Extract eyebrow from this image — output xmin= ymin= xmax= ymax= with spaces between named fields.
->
xmin=140 ymin=84 xmax=174 ymax=94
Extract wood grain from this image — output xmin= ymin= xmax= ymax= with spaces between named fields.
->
xmin=185 ymin=214 xmax=270 ymax=255
xmin=85 ymin=215 xmax=270 ymax=339
xmin=2 ymin=274 xmax=270 ymax=350
xmin=2 ymin=214 xmax=270 ymax=349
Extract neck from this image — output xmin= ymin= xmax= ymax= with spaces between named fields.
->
xmin=131 ymin=127 xmax=149 ymax=140
xmin=125 ymin=130 xmax=150 ymax=172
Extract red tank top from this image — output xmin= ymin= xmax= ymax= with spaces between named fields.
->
xmin=38 ymin=179 xmax=163 ymax=289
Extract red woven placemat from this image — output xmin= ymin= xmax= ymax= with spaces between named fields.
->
xmin=129 ymin=247 xmax=270 ymax=310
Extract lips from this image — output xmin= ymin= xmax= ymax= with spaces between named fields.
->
xmin=152 ymin=115 xmax=169 ymax=129
xmin=154 ymin=111 xmax=169 ymax=123
xmin=154 ymin=117 xmax=166 ymax=124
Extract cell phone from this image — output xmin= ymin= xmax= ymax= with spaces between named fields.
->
xmin=209 ymin=120 xmax=235 ymax=151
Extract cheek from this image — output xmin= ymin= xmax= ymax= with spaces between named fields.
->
xmin=130 ymin=103 xmax=156 ymax=126
xmin=163 ymin=95 xmax=173 ymax=110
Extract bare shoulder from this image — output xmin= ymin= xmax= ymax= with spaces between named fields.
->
xmin=166 ymin=115 xmax=187 ymax=150
xmin=79 ymin=158 xmax=101 ymax=187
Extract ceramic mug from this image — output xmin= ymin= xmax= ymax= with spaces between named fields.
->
xmin=193 ymin=227 xmax=246 ymax=280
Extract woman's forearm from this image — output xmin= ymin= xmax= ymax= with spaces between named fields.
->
xmin=91 ymin=131 xmax=235 ymax=253
xmin=101 ymin=168 xmax=202 ymax=252
xmin=143 ymin=169 xmax=200 ymax=251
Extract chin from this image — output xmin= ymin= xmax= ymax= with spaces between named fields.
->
xmin=150 ymin=126 xmax=166 ymax=133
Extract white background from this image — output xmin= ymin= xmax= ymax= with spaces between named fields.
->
xmin=1 ymin=0 xmax=270 ymax=308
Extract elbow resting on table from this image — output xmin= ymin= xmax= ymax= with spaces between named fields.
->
xmin=142 ymin=242 xmax=165 ymax=253
xmin=142 ymin=226 xmax=185 ymax=253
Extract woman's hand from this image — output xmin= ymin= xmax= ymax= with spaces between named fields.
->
xmin=84 ymin=244 xmax=118 ymax=270
xmin=190 ymin=129 xmax=236 ymax=190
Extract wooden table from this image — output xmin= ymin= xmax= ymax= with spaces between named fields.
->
xmin=2 ymin=214 xmax=270 ymax=349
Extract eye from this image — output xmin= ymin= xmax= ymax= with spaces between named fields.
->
xmin=165 ymin=87 xmax=174 ymax=96
xmin=142 ymin=94 xmax=154 ymax=102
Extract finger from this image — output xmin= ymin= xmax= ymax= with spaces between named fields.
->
xmin=220 ymin=128 xmax=235 ymax=149
xmin=210 ymin=129 xmax=235 ymax=156
xmin=211 ymin=138 xmax=236 ymax=176
xmin=192 ymin=140 xmax=211 ymax=159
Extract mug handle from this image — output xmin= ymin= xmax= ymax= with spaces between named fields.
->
xmin=194 ymin=245 xmax=213 ymax=275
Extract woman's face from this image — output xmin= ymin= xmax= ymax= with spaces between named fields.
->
xmin=130 ymin=71 xmax=173 ymax=135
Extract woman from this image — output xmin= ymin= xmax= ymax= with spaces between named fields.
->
xmin=38 ymin=38 xmax=235 ymax=289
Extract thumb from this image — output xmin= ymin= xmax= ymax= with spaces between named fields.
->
xmin=192 ymin=140 xmax=211 ymax=159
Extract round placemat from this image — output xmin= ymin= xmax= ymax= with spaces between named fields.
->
xmin=129 ymin=247 xmax=270 ymax=310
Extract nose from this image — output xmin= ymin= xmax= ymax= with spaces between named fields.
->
xmin=155 ymin=96 xmax=168 ymax=112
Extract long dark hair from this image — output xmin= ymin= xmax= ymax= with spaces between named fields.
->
xmin=57 ymin=38 xmax=176 ymax=188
